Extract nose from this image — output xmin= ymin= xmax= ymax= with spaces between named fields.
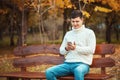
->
xmin=74 ymin=22 xmax=77 ymax=25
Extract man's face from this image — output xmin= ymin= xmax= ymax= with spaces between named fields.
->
xmin=71 ymin=17 xmax=83 ymax=29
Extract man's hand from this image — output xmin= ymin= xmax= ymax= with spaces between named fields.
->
xmin=65 ymin=42 xmax=76 ymax=51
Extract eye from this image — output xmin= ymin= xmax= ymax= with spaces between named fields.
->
xmin=71 ymin=21 xmax=75 ymax=23
xmin=76 ymin=21 xmax=79 ymax=23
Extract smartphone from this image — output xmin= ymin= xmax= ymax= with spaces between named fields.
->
xmin=67 ymin=42 xmax=72 ymax=46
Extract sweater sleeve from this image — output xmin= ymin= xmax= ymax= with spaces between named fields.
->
xmin=75 ymin=30 xmax=96 ymax=54
xmin=59 ymin=33 xmax=69 ymax=55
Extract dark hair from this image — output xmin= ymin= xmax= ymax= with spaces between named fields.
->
xmin=70 ymin=10 xmax=83 ymax=19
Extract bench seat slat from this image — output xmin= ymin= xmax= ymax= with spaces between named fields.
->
xmin=0 ymin=72 xmax=46 ymax=79
xmin=0 ymin=72 xmax=114 ymax=80
xmin=59 ymin=74 xmax=114 ymax=80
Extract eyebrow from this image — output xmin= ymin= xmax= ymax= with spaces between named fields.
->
xmin=71 ymin=20 xmax=80 ymax=22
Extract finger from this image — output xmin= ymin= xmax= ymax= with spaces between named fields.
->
xmin=74 ymin=42 xmax=76 ymax=45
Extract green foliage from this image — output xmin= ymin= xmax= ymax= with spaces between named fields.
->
xmin=0 ymin=36 xmax=18 ymax=47
xmin=0 ymin=37 xmax=10 ymax=47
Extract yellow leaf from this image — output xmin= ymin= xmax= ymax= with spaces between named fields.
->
xmin=94 ymin=6 xmax=112 ymax=13
xmin=55 ymin=0 xmax=73 ymax=8
xmin=107 ymin=0 xmax=120 ymax=11
xmin=82 ymin=11 xmax=90 ymax=18
xmin=55 ymin=0 xmax=64 ymax=8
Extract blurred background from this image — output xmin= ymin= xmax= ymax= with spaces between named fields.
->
xmin=0 ymin=0 xmax=120 ymax=80
xmin=0 ymin=0 xmax=119 ymax=47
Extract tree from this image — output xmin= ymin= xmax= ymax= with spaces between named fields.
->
xmin=0 ymin=0 xmax=119 ymax=45
xmin=69 ymin=0 xmax=120 ymax=43
xmin=0 ymin=0 xmax=21 ymax=46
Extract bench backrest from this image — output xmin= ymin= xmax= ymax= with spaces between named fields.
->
xmin=13 ymin=44 xmax=115 ymax=74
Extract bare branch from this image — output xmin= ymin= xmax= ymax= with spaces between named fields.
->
xmin=40 ymin=5 xmax=54 ymax=16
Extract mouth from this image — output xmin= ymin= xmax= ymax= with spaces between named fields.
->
xmin=73 ymin=26 xmax=78 ymax=29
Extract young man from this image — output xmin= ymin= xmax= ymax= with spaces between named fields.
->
xmin=45 ymin=10 xmax=96 ymax=80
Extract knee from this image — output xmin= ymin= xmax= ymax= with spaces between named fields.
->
xmin=75 ymin=67 xmax=84 ymax=74
xmin=45 ymin=68 xmax=56 ymax=80
xmin=74 ymin=66 xmax=89 ymax=75
xmin=45 ymin=68 xmax=52 ymax=76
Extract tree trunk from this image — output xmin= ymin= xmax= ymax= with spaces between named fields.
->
xmin=17 ymin=8 xmax=28 ymax=46
xmin=63 ymin=8 xmax=72 ymax=39
xmin=9 ymin=16 xmax=15 ymax=46
xmin=0 ymin=32 xmax=3 ymax=40
xmin=114 ymin=25 xmax=120 ymax=41
xmin=63 ymin=9 xmax=68 ymax=38
xmin=105 ymin=25 xmax=111 ymax=43
xmin=105 ymin=12 xmax=116 ymax=43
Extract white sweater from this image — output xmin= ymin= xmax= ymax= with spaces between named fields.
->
xmin=60 ymin=25 xmax=96 ymax=65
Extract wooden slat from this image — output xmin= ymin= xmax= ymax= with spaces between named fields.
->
xmin=59 ymin=74 xmax=114 ymax=80
xmin=90 ymin=57 xmax=115 ymax=67
xmin=13 ymin=45 xmax=45 ymax=56
xmin=0 ymin=72 xmax=114 ymax=80
xmin=0 ymin=72 xmax=46 ymax=79
xmin=14 ymin=44 xmax=115 ymax=56
xmin=45 ymin=45 xmax=60 ymax=53
xmin=13 ymin=56 xmax=115 ymax=68
xmin=14 ymin=45 xmax=60 ymax=56
xmin=13 ymin=56 xmax=64 ymax=67
xmin=94 ymin=44 xmax=115 ymax=55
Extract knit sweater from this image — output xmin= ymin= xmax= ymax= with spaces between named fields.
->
xmin=60 ymin=25 xmax=96 ymax=65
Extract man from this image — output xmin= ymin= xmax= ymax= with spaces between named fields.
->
xmin=45 ymin=10 xmax=96 ymax=80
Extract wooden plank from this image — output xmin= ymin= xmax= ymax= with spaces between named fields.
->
xmin=59 ymin=74 xmax=114 ymax=80
xmin=0 ymin=72 xmax=46 ymax=79
xmin=13 ymin=56 xmax=64 ymax=67
xmin=14 ymin=44 xmax=115 ymax=56
xmin=90 ymin=57 xmax=115 ymax=67
xmin=0 ymin=72 xmax=114 ymax=80
xmin=14 ymin=45 xmax=60 ymax=56
xmin=14 ymin=45 xmax=46 ymax=56
xmin=13 ymin=56 xmax=115 ymax=68
xmin=94 ymin=44 xmax=115 ymax=55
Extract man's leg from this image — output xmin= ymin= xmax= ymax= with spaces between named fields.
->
xmin=73 ymin=63 xmax=89 ymax=80
xmin=45 ymin=63 xmax=71 ymax=80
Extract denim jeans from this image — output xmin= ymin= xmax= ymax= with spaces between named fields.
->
xmin=45 ymin=62 xmax=89 ymax=80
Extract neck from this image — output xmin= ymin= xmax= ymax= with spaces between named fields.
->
xmin=72 ymin=25 xmax=85 ymax=32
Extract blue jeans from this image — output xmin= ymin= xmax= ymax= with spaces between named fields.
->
xmin=45 ymin=62 xmax=89 ymax=80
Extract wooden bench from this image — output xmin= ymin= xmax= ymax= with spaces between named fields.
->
xmin=0 ymin=44 xmax=115 ymax=80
